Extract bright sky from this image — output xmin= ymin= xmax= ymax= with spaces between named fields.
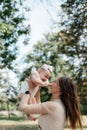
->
xmin=29 ymin=0 xmax=61 ymax=43
xmin=18 ymin=0 xmax=62 ymax=57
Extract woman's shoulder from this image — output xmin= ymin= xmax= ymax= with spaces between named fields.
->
xmin=41 ymin=99 xmax=65 ymax=114
xmin=42 ymin=100 xmax=58 ymax=112
xmin=50 ymin=99 xmax=65 ymax=110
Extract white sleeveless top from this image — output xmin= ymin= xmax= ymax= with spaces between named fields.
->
xmin=19 ymin=67 xmax=49 ymax=96
xmin=19 ymin=67 xmax=38 ymax=96
xmin=38 ymin=99 xmax=66 ymax=130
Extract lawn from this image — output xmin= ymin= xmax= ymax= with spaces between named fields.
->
xmin=0 ymin=115 xmax=87 ymax=130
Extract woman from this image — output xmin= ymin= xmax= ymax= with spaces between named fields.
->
xmin=19 ymin=77 xmax=82 ymax=130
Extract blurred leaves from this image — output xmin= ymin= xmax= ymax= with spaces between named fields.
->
xmin=0 ymin=0 xmax=30 ymax=69
xmin=0 ymin=0 xmax=30 ymax=111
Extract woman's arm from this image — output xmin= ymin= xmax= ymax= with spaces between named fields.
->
xmin=19 ymin=94 xmax=47 ymax=114
xmin=19 ymin=94 xmax=56 ymax=115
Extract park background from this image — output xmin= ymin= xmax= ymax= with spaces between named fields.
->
xmin=0 ymin=0 xmax=87 ymax=130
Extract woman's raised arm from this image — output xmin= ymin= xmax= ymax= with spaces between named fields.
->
xmin=19 ymin=94 xmax=56 ymax=115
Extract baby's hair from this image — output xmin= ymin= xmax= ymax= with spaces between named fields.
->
xmin=41 ymin=64 xmax=53 ymax=73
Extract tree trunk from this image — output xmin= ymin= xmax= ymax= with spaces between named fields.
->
xmin=7 ymin=101 xmax=10 ymax=119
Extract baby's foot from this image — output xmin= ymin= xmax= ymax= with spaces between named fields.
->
xmin=27 ymin=114 xmax=36 ymax=121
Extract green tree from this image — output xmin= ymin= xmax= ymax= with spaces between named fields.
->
xmin=0 ymin=0 xmax=30 ymax=69
xmin=0 ymin=0 xmax=30 ymax=112
xmin=60 ymin=0 xmax=87 ymax=106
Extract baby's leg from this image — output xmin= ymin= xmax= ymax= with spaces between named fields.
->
xmin=27 ymin=114 xmax=36 ymax=121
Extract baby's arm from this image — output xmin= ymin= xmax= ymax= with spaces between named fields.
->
xmin=30 ymin=67 xmax=50 ymax=87
xmin=30 ymin=72 xmax=44 ymax=86
xmin=43 ymin=79 xmax=49 ymax=86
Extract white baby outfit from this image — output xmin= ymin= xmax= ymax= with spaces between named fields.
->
xmin=19 ymin=64 xmax=53 ymax=97
xmin=19 ymin=67 xmax=38 ymax=96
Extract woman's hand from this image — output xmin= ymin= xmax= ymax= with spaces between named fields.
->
xmin=19 ymin=93 xmax=25 ymax=99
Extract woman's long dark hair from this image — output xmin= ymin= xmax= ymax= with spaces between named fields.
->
xmin=58 ymin=77 xmax=82 ymax=130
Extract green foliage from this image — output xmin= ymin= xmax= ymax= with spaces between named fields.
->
xmin=0 ymin=0 xmax=30 ymax=69
xmin=80 ymin=105 xmax=87 ymax=115
xmin=0 ymin=22 xmax=13 ymax=33
xmin=60 ymin=0 xmax=87 ymax=72
xmin=41 ymin=87 xmax=51 ymax=102
xmin=0 ymin=115 xmax=25 ymax=121
xmin=60 ymin=0 xmax=87 ymax=106
xmin=0 ymin=126 xmax=38 ymax=130
xmin=0 ymin=0 xmax=30 ymax=112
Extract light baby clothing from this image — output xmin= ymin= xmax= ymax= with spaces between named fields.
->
xmin=19 ymin=80 xmax=29 ymax=95
xmin=19 ymin=67 xmax=49 ymax=97
xmin=19 ymin=67 xmax=38 ymax=96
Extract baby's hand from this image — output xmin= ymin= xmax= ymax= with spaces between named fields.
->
xmin=43 ymin=80 xmax=50 ymax=86
xmin=47 ymin=83 xmax=52 ymax=86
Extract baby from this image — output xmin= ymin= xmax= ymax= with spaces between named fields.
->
xmin=19 ymin=64 xmax=53 ymax=120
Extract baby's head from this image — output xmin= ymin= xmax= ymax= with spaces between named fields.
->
xmin=38 ymin=64 xmax=53 ymax=81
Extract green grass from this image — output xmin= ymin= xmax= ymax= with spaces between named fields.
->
xmin=0 ymin=115 xmax=87 ymax=130
xmin=0 ymin=115 xmax=25 ymax=121
xmin=0 ymin=126 xmax=87 ymax=130
xmin=0 ymin=126 xmax=38 ymax=130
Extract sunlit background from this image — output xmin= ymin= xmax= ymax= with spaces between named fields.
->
xmin=0 ymin=0 xmax=87 ymax=130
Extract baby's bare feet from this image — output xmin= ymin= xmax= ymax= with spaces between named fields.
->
xmin=27 ymin=114 xmax=36 ymax=121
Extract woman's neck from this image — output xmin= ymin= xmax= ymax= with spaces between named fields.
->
xmin=51 ymin=93 xmax=60 ymax=100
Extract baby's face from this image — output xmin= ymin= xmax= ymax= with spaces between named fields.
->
xmin=39 ymin=69 xmax=51 ymax=81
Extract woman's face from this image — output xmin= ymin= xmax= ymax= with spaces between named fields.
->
xmin=50 ymin=80 xmax=61 ymax=94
